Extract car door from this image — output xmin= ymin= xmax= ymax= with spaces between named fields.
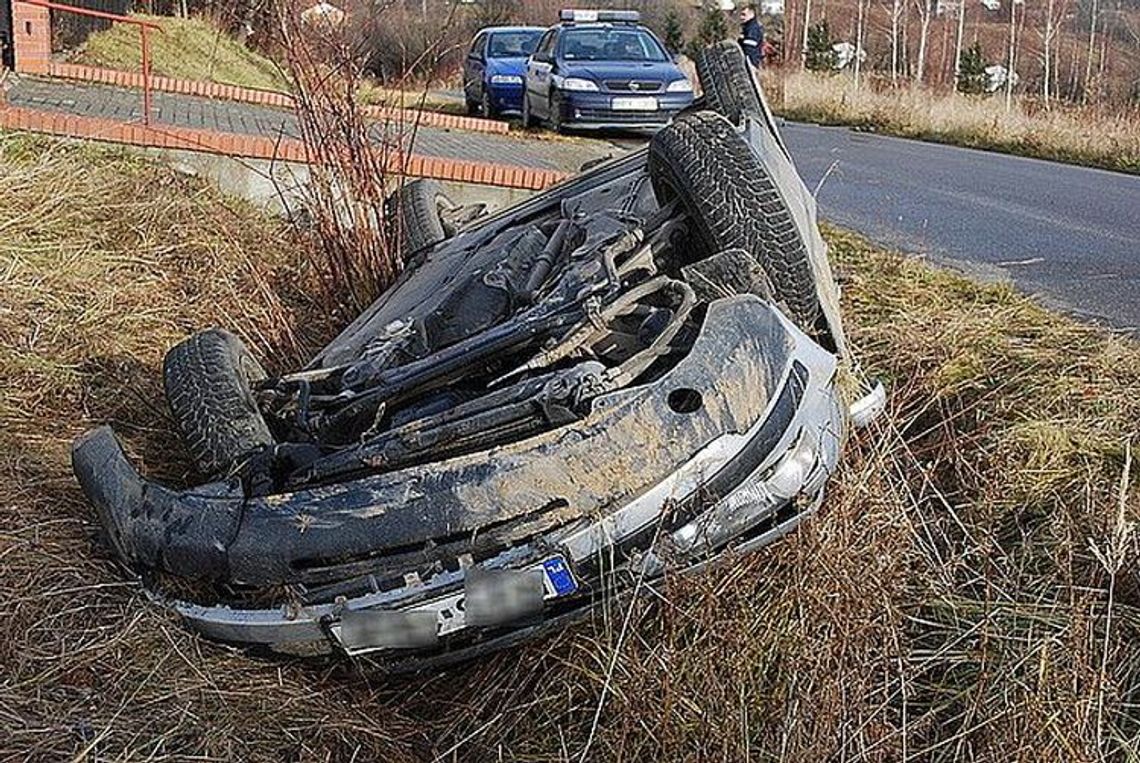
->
xmin=464 ymin=33 xmax=487 ymax=104
xmin=527 ymin=30 xmax=557 ymax=118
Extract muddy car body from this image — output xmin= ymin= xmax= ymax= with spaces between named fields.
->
xmin=73 ymin=43 xmax=882 ymax=667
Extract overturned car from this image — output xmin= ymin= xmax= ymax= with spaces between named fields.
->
xmin=73 ymin=42 xmax=883 ymax=668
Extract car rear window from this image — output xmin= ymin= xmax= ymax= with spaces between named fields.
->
xmin=489 ymin=30 xmax=543 ymax=57
xmin=559 ymin=27 xmax=668 ymax=62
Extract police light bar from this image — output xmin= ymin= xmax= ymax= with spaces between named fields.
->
xmin=559 ymin=9 xmax=641 ymax=23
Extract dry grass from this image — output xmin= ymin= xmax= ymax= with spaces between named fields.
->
xmin=771 ymin=70 xmax=1140 ymax=175
xmin=357 ymin=81 xmax=467 ymax=114
xmin=2 ymin=134 xmax=1139 ymax=761
xmin=73 ymin=14 xmax=289 ymax=92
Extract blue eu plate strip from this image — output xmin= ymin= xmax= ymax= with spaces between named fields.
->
xmin=542 ymin=556 xmax=578 ymax=597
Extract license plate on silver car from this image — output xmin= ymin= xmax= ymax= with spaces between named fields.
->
xmin=332 ymin=555 xmax=579 ymax=654
xmin=612 ymin=96 xmax=658 ymax=111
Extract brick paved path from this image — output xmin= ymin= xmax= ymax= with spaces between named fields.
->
xmin=5 ymin=76 xmax=619 ymax=173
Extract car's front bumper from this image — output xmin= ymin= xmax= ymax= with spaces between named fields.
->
xmin=558 ymin=90 xmax=694 ymax=129
xmin=486 ymin=82 xmax=525 ymax=113
xmin=74 ymin=300 xmax=848 ymax=663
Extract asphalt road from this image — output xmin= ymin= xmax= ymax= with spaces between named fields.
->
xmin=776 ymin=122 xmax=1140 ymax=334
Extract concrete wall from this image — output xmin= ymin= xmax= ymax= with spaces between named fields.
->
xmin=140 ymin=146 xmax=535 ymax=220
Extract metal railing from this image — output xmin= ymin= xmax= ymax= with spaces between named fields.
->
xmin=20 ymin=0 xmax=161 ymax=124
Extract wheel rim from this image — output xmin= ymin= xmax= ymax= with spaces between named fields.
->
xmin=436 ymin=194 xmax=458 ymax=237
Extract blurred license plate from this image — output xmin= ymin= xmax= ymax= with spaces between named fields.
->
xmin=612 ymin=97 xmax=658 ymax=111
xmin=332 ymin=556 xmax=579 ymax=654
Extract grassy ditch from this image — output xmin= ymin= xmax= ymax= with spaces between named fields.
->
xmin=770 ymin=70 xmax=1140 ymax=175
xmin=1 ymin=134 xmax=1138 ymax=761
xmin=72 ymin=14 xmax=289 ymax=92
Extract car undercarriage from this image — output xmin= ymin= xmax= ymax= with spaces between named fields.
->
xmin=72 ymin=42 xmax=884 ymax=668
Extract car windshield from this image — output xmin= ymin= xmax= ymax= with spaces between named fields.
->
xmin=489 ymin=30 xmax=542 ymax=58
xmin=560 ymin=28 xmax=668 ymax=62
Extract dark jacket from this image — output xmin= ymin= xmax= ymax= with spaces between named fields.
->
xmin=740 ymin=17 xmax=764 ymax=68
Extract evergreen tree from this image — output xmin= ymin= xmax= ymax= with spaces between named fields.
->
xmin=804 ymin=21 xmax=837 ymax=71
xmin=957 ymin=42 xmax=988 ymax=94
xmin=662 ymin=9 xmax=686 ymax=55
xmin=686 ymin=7 xmax=729 ymax=60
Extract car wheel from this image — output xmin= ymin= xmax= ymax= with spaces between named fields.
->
xmin=164 ymin=329 xmax=274 ymax=477
xmin=385 ymin=178 xmax=454 ymax=258
xmin=465 ymin=96 xmax=479 ymax=117
xmin=481 ymin=90 xmax=496 ymax=118
xmin=648 ymin=110 xmax=822 ymax=334
xmin=549 ymin=91 xmax=564 ymax=132
xmin=521 ymin=91 xmax=534 ymax=128
xmin=695 ymin=41 xmax=788 ymax=154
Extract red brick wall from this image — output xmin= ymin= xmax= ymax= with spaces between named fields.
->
xmin=12 ymin=1 xmax=50 ymax=75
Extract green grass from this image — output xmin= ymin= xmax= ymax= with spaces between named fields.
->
xmin=1 ymin=133 xmax=1138 ymax=760
xmin=73 ymin=14 xmax=289 ymax=92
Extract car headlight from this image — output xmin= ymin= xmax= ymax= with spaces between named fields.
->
xmin=666 ymin=79 xmax=694 ymax=93
xmin=489 ymin=74 xmax=523 ymax=85
xmin=560 ymin=77 xmax=599 ymax=92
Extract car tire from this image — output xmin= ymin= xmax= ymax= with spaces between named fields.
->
xmin=548 ymin=90 xmax=564 ymax=132
xmin=521 ymin=91 xmax=534 ymax=128
xmin=648 ymin=110 xmax=822 ymax=333
xmin=465 ymin=97 xmax=479 ymax=117
xmin=695 ymin=41 xmax=764 ymax=126
xmin=695 ymin=41 xmax=788 ymax=155
xmin=481 ymin=90 xmax=496 ymax=118
xmin=386 ymin=178 xmax=452 ymax=258
xmin=163 ymin=328 xmax=274 ymax=477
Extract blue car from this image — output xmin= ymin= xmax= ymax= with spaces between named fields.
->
xmin=522 ymin=10 xmax=694 ymax=131
xmin=463 ymin=26 xmax=545 ymax=117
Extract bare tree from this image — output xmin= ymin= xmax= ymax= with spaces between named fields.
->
xmin=889 ymin=0 xmax=904 ymax=82
xmin=786 ymin=0 xmax=800 ymax=64
xmin=802 ymin=0 xmax=814 ymax=68
xmin=913 ymin=0 xmax=935 ymax=83
xmin=855 ymin=0 xmax=868 ymax=86
xmin=1084 ymin=0 xmax=1100 ymax=100
xmin=1005 ymin=0 xmax=1021 ymax=110
xmin=1041 ymin=0 xmax=1062 ymax=100
xmin=953 ymin=0 xmax=968 ymax=82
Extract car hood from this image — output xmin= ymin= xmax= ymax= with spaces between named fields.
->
xmin=561 ymin=60 xmax=684 ymax=83
xmin=486 ymin=57 xmax=529 ymax=77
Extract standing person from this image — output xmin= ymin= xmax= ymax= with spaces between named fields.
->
xmin=738 ymin=5 xmax=764 ymax=69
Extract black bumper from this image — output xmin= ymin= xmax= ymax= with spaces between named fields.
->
xmin=74 ymin=297 xmax=797 ymax=590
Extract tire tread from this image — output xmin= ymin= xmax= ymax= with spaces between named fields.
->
xmin=649 ymin=111 xmax=822 ymax=330
xmin=163 ymin=329 xmax=273 ymax=476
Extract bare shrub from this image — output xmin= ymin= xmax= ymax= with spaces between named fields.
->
xmin=359 ymin=0 xmax=696 ymax=85
xmin=274 ymin=2 xmax=402 ymax=314
xmin=362 ymin=3 xmax=464 ymax=83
